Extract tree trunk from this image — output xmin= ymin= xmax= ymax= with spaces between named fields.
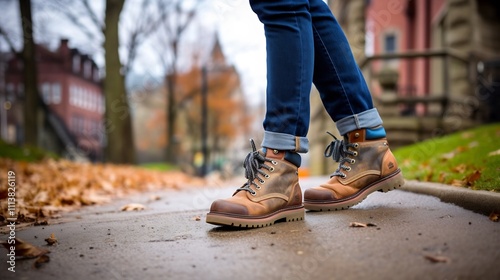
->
xmin=103 ymin=0 xmax=136 ymax=164
xmin=19 ymin=0 xmax=39 ymax=146
xmin=165 ymin=42 xmax=178 ymax=163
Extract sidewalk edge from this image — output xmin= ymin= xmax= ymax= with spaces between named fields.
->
xmin=400 ymin=180 xmax=500 ymax=216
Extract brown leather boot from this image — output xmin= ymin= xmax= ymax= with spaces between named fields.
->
xmin=206 ymin=140 xmax=304 ymax=227
xmin=304 ymin=128 xmax=404 ymax=211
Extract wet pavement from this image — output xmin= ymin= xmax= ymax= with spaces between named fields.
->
xmin=1 ymin=177 xmax=499 ymax=280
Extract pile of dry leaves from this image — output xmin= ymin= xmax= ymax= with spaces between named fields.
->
xmin=0 ymin=158 xmax=202 ymax=226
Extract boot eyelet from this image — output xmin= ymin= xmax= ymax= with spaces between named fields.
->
xmin=259 ymin=179 xmax=265 ymax=184
xmin=346 ymin=167 xmax=351 ymax=172
xmin=251 ymin=191 xmax=257 ymax=196
xmin=353 ymin=151 xmax=358 ymax=156
xmin=256 ymin=185 xmax=261 ymax=190
xmin=271 ymin=160 xmax=278 ymax=165
xmin=264 ymin=174 xmax=270 ymax=179
xmin=353 ymin=143 xmax=359 ymax=148
xmin=269 ymin=167 xmax=275 ymax=172
xmin=341 ymin=174 xmax=347 ymax=179
xmin=350 ymin=159 xmax=356 ymax=164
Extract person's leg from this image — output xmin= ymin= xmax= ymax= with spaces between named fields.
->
xmin=206 ymin=0 xmax=313 ymax=227
xmin=255 ymin=0 xmax=314 ymax=153
xmin=303 ymin=0 xmax=404 ymax=211
xmin=310 ymin=0 xmax=380 ymax=131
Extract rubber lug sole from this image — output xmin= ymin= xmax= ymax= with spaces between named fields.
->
xmin=206 ymin=206 xmax=304 ymax=228
xmin=304 ymin=169 xmax=405 ymax=212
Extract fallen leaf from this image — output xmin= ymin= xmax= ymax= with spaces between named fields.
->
xmin=451 ymin=164 xmax=467 ymax=174
xmin=349 ymin=222 xmax=377 ymax=228
xmin=450 ymin=179 xmax=465 ymax=187
xmin=149 ymin=195 xmax=161 ymax=201
xmin=192 ymin=216 xmax=201 ymax=221
xmin=488 ymin=149 xmax=500 ymax=157
xmin=424 ymin=254 xmax=449 ymax=263
xmin=33 ymin=254 xmax=50 ymax=268
xmin=440 ymin=151 xmax=456 ymax=161
xmin=1 ymin=238 xmax=49 ymax=258
xmin=120 ymin=203 xmax=145 ymax=211
xmin=464 ymin=170 xmax=482 ymax=186
xmin=423 ymin=169 xmax=434 ymax=182
xmin=455 ymin=146 xmax=468 ymax=153
xmin=489 ymin=212 xmax=499 ymax=222
xmin=438 ymin=172 xmax=447 ymax=183
xmin=45 ymin=233 xmax=57 ymax=246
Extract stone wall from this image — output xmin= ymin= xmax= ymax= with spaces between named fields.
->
xmin=309 ymin=0 xmax=366 ymax=176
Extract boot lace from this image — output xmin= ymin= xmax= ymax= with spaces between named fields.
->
xmin=235 ymin=139 xmax=274 ymax=196
xmin=324 ymin=132 xmax=357 ymax=179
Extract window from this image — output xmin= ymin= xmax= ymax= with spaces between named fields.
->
xmin=69 ymin=85 xmax=75 ymax=105
xmin=384 ymin=34 xmax=396 ymax=53
xmin=91 ymin=92 xmax=96 ymax=111
xmin=52 ymin=83 xmax=61 ymax=104
xmin=41 ymin=83 xmax=51 ymax=104
xmin=93 ymin=69 xmax=99 ymax=82
xmin=84 ymin=60 xmax=92 ymax=78
xmin=73 ymin=55 xmax=80 ymax=73
xmin=77 ymin=87 xmax=83 ymax=107
xmin=84 ymin=89 xmax=90 ymax=109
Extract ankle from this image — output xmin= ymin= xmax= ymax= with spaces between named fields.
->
xmin=263 ymin=148 xmax=301 ymax=167
xmin=346 ymin=126 xmax=387 ymax=142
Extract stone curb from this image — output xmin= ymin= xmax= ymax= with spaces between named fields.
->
xmin=401 ymin=180 xmax=500 ymax=216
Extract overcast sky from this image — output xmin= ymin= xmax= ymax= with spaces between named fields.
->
xmin=0 ymin=0 xmax=267 ymax=105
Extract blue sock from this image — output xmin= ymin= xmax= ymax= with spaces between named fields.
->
xmin=365 ymin=126 xmax=386 ymax=140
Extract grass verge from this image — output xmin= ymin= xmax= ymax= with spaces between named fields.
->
xmin=140 ymin=162 xmax=179 ymax=172
xmin=0 ymin=140 xmax=58 ymax=162
xmin=393 ymin=123 xmax=500 ymax=192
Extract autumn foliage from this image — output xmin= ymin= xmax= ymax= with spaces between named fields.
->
xmin=133 ymin=41 xmax=252 ymax=166
xmin=0 ymin=158 xmax=200 ymax=226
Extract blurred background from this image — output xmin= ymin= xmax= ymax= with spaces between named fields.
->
xmin=0 ymin=0 xmax=499 ymax=177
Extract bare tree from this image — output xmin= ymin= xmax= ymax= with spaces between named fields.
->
xmin=19 ymin=0 xmax=40 ymax=147
xmin=155 ymin=0 xmax=202 ymax=163
xmin=48 ymin=0 xmax=163 ymax=163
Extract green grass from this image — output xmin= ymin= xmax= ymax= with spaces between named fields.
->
xmin=140 ymin=162 xmax=179 ymax=172
xmin=393 ymin=123 xmax=500 ymax=192
xmin=0 ymin=140 xmax=58 ymax=162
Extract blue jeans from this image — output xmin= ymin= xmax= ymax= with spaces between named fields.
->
xmin=250 ymin=0 xmax=382 ymax=153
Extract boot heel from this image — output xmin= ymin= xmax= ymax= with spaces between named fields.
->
xmin=378 ymin=170 xmax=405 ymax=193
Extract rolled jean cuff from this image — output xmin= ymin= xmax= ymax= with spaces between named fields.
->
xmin=335 ymin=108 xmax=383 ymax=135
xmin=262 ymin=131 xmax=309 ymax=153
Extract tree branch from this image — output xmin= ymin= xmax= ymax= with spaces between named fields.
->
xmin=58 ymin=6 xmax=99 ymax=40
xmin=82 ymin=0 xmax=104 ymax=32
xmin=0 ymin=26 xmax=19 ymax=55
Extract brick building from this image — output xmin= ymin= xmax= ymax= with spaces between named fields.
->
xmin=365 ymin=0 xmax=446 ymax=102
xmin=308 ymin=0 xmax=500 ymax=175
xmin=3 ymin=39 xmax=104 ymax=160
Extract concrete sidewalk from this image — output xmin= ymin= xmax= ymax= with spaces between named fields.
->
xmin=1 ymin=177 xmax=499 ymax=280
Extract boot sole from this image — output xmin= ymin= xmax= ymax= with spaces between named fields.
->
xmin=304 ymin=169 xmax=405 ymax=212
xmin=206 ymin=206 xmax=304 ymax=228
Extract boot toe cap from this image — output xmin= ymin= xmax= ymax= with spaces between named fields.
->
xmin=304 ymin=188 xmax=337 ymax=202
xmin=209 ymin=199 xmax=249 ymax=216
